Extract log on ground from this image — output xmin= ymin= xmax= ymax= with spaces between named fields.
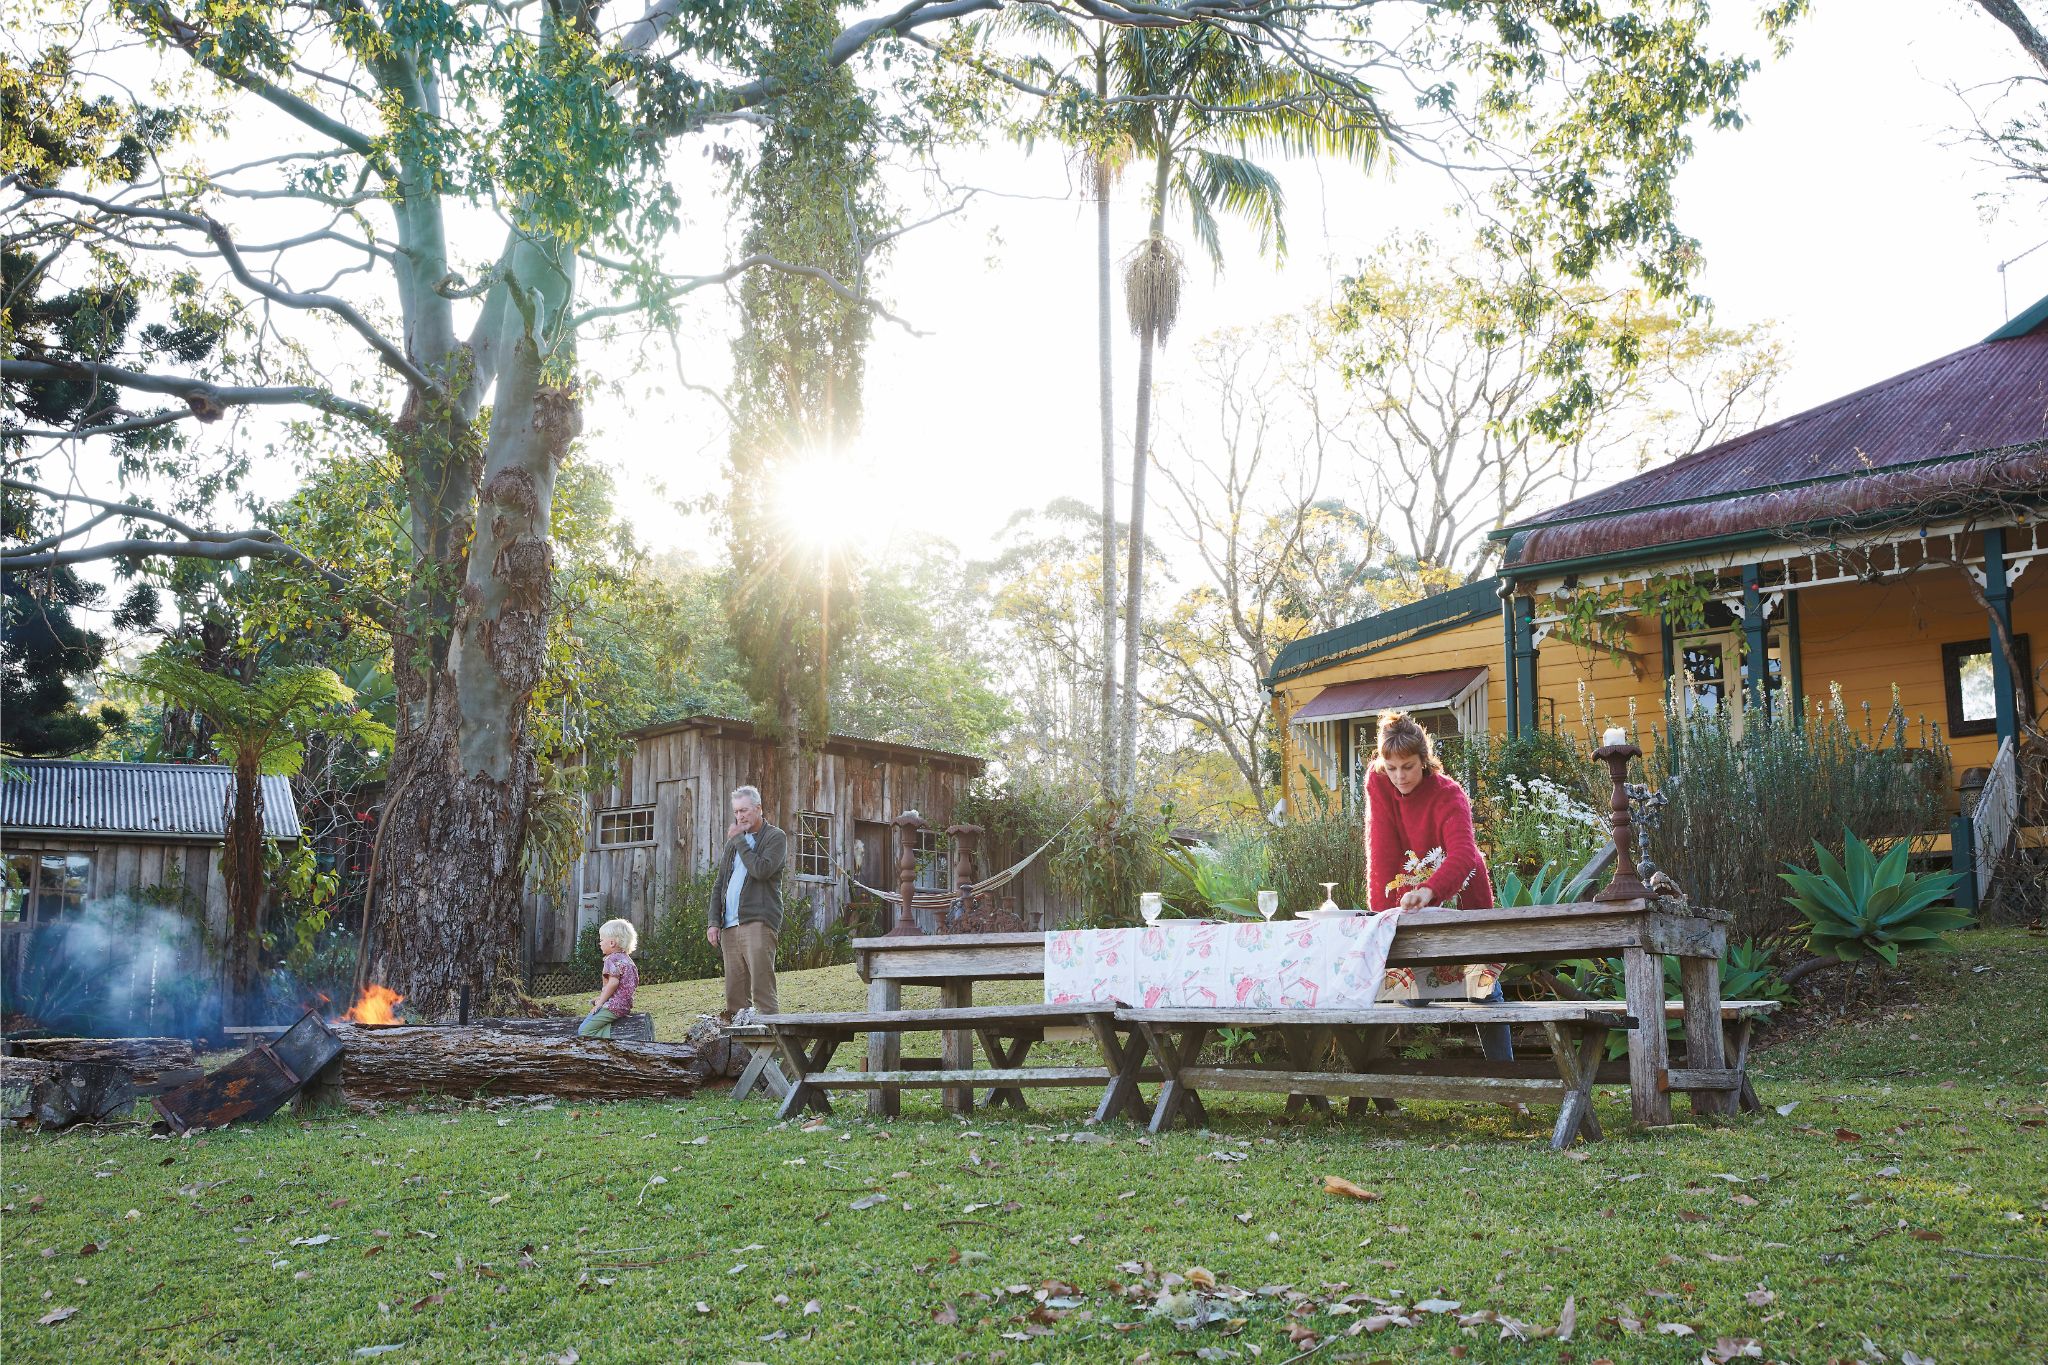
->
xmin=330 ymin=1024 xmax=704 ymax=1102
xmin=3 ymin=1036 xmax=199 ymax=1084
xmin=471 ymin=1013 xmax=655 ymax=1043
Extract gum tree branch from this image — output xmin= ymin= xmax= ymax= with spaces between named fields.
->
xmin=2 ymin=358 xmax=386 ymax=429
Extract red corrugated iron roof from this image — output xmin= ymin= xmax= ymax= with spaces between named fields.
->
xmin=1499 ymin=322 xmax=2048 ymax=571
xmin=1291 ymin=667 xmax=1487 ymax=721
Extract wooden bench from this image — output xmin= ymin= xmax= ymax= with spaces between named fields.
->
xmin=754 ymin=1004 xmax=1153 ymax=1124
xmin=1115 ymin=1002 xmax=1639 ymax=1151
xmin=1584 ymin=998 xmax=1779 ymax=1115
xmin=722 ymin=1024 xmax=791 ymax=1103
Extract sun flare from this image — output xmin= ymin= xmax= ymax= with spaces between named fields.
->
xmin=771 ymin=456 xmax=890 ymax=553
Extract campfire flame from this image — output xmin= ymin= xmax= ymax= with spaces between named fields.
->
xmin=339 ymin=984 xmax=404 ymax=1026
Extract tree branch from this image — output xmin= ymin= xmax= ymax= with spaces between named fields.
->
xmin=2 ymin=359 xmax=386 ymax=429
xmin=22 ymin=187 xmax=434 ymax=392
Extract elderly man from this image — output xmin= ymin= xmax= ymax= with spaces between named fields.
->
xmin=707 ymin=784 xmax=785 ymax=1022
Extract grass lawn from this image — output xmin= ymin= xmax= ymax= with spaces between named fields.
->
xmin=3 ymin=931 xmax=2043 ymax=1363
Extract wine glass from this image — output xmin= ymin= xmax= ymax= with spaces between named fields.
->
xmin=1256 ymin=890 xmax=1279 ymax=922
xmin=1318 ymin=882 xmax=1340 ymax=914
xmin=1139 ymin=892 xmax=1164 ymax=926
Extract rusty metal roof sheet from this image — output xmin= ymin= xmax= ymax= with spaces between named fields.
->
xmin=1291 ymin=667 xmax=1489 ymax=722
xmin=1500 ymin=324 xmax=2048 ymax=571
xmin=0 ymin=760 xmax=302 ymax=841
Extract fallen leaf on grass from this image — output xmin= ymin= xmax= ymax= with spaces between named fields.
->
xmin=1744 ymin=1287 xmax=1776 ymax=1307
xmin=1654 ymin=1322 xmax=1694 ymax=1336
xmin=489 ymin=1194 xmax=510 ymax=1206
xmin=849 ymin=1193 xmax=889 ymax=1211
xmin=932 ymin=1304 xmax=958 ymax=1325
xmin=1909 ymin=1229 xmax=1944 ymax=1242
xmin=1834 ymin=1128 xmax=1862 ymax=1143
xmin=1413 ymin=1298 xmax=1461 ymax=1314
xmin=410 ymin=1293 xmax=443 ymax=1312
xmin=77 ymin=1242 xmax=100 ymax=1257
xmin=1557 ymin=1294 xmax=1576 ymax=1342
xmin=1710 ymin=1337 xmax=1764 ymax=1361
xmin=1677 ymin=1210 xmax=1709 ymax=1223
xmin=1731 ymin=1193 xmax=1760 ymax=1207
xmin=38 ymin=1307 xmax=77 ymax=1326
xmin=290 ymin=1234 xmax=334 ymax=1247
xmin=1322 ymin=1176 xmax=1379 ymax=1203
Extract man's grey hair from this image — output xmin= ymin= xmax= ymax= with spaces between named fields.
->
xmin=731 ymin=785 xmax=763 ymax=809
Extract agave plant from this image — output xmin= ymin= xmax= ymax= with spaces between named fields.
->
xmin=1495 ymin=862 xmax=1575 ymax=909
xmin=1779 ymin=830 xmax=1971 ymax=966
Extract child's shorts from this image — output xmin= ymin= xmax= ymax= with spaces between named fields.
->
xmin=578 ymin=1008 xmax=621 ymax=1038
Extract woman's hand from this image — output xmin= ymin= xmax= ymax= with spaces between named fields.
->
xmin=1398 ymin=886 xmax=1434 ymax=912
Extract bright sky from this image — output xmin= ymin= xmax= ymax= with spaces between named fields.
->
xmin=25 ymin=0 xmax=2038 ymax=594
xmin=590 ymin=0 xmax=2039 ymax=564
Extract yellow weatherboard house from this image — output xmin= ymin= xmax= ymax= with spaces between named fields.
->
xmin=1271 ymin=298 xmax=2048 ymax=903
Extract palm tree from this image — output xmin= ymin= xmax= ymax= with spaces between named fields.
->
xmin=126 ymin=656 xmax=392 ymax=1017
xmin=1109 ymin=25 xmax=1382 ymax=798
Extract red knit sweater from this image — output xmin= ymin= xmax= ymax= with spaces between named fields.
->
xmin=1363 ymin=767 xmax=1495 ymax=912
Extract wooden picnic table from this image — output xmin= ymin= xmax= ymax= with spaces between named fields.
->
xmin=856 ymin=899 xmax=1740 ymax=1126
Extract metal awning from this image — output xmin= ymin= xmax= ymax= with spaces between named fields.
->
xmin=1289 ymin=667 xmax=1488 ymax=724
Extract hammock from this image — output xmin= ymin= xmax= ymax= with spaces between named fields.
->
xmin=839 ymin=810 xmax=1081 ymax=911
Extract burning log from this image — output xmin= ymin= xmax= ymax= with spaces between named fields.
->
xmin=329 ymin=1023 xmax=704 ymax=1102
xmin=3 ymin=1036 xmax=200 ymax=1088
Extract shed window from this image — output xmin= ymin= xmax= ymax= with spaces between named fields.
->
xmin=914 ymin=826 xmax=947 ymax=890
xmin=596 ymin=806 xmax=655 ymax=847
xmin=794 ymin=811 xmax=833 ymax=880
xmin=1943 ymin=635 xmax=2032 ymax=739
xmin=2 ymin=853 xmax=91 ymax=924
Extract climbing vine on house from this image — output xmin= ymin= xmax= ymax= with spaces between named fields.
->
xmin=1543 ymin=572 xmax=1716 ymax=660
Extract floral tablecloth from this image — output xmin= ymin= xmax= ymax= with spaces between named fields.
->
xmin=1043 ymin=913 xmax=1498 ymax=1009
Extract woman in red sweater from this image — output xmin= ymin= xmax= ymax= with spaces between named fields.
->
xmin=1363 ymin=709 xmax=1511 ymax=1061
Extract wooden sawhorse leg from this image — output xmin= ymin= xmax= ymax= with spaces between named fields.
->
xmin=1339 ymin=1025 xmax=1401 ymax=1117
xmin=975 ymin=1028 xmax=1033 ymax=1111
xmin=1543 ymin=1022 xmax=1606 ymax=1149
xmin=773 ymin=1033 xmax=842 ymax=1121
xmin=1086 ymin=1017 xmax=1151 ymax=1126
xmin=1138 ymin=1021 xmax=1210 ymax=1135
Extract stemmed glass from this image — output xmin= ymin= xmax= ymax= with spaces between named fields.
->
xmin=1256 ymin=890 xmax=1279 ymax=922
xmin=1317 ymin=882 xmax=1340 ymax=914
xmin=1139 ymin=892 xmax=1164 ymax=926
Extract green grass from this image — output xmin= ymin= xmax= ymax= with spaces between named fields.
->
xmin=4 ymin=932 xmax=2044 ymax=1363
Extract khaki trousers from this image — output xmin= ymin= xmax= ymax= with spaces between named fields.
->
xmin=720 ymin=920 xmax=778 ymax=1016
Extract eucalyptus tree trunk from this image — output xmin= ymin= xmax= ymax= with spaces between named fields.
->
xmin=1094 ymin=43 xmax=1120 ymax=804
xmin=360 ymin=65 xmax=579 ymax=1018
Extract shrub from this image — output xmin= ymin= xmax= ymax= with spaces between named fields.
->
xmin=1159 ymin=834 xmax=1266 ymax=919
xmin=1781 ymin=828 xmax=1970 ymax=966
xmin=1049 ymin=797 xmax=1173 ymax=927
xmin=1441 ymin=730 xmax=1608 ymax=879
xmin=1267 ymin=784 xmax=1364 ymax=915
xmin=1645 ymin=686 xmax=1950 ymax=941
xmin=775 ymin=915 xmax=855 ymax=972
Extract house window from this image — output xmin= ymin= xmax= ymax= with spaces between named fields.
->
xmin=3 ymin=855 xmax=32 ymax=923
xmin=1670 ymin=603 xmax=1785 ymax=738
xmin=1943 ymin=635 xmax=2032 ymax=739
xmin=596 ymin=806 xmax=655 ymax=847
xmin=794 ymin=811 xmax=833 ymax=880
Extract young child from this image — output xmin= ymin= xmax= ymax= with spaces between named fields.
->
xmin=1362 ymin=709 xmax=1512 ymax=1063
xmin=578 ymin=918 xmax=639 ymax=1038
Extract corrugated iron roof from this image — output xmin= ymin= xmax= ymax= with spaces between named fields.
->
xmin=1267 ymin=579 xmax=1499 ymax=685
xmin=1499 ymin=319 xmax=2048 ymax=571
xmin=622 ymin=714 xmax=986 ymax=770
xmin=0 ymin=760 xmax=302 ymax=841
xmin=1291 ymin=667 xmax=1489 ymax=722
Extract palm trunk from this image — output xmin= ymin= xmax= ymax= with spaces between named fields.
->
xmin=1118 ymin=153 xmax=1173 ymax=802
xmin=1095 ymin=50 xmax=1120 ymax=803
xmin=223 ymin=758 xmax=265 ymax=1021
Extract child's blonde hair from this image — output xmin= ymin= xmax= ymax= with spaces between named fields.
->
xmin=598 ymin=918 xmax=638 ymax=954
xmin=1373 ymin=709 xmax=1443 ymax=774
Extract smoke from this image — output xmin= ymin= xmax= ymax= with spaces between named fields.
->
xmin=2 ymin=894 xmax=220 ymax=1039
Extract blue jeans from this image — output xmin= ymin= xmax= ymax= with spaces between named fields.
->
xmin=1478 ymin=983 xmax=1514 ymax=1063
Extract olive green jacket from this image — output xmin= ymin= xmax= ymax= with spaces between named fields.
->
xmin=709 ymin=822 xmax=786 ymax=934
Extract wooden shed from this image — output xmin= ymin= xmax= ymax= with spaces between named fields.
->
xmin=1 ymin=759 xmax=301 ymax=985
xmin=527 ymin=717 xmax=1037 ymax=959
